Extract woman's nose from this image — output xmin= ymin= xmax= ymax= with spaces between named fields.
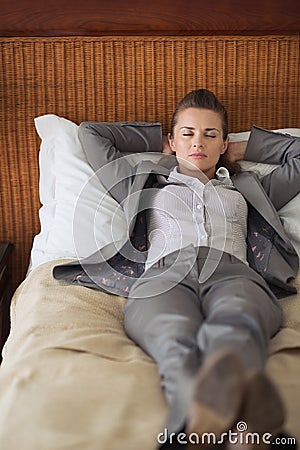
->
xmin=193 ymin=141 xmax=203 ymax=148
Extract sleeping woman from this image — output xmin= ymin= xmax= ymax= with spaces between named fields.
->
xmin=54 ymin=89 xmax=300 ymax=449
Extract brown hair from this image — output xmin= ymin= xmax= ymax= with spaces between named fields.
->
xmin=170 ymin=89 xmax=241 ymax=175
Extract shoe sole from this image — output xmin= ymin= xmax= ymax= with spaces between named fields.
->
xmin=186 ymin=349 xmax=245 ymax=443
xmin=238 ymin=371 xmax=286 ymax=450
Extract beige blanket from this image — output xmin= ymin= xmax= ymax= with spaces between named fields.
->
xmin=0 ymin=260 xmax=299 ymax=449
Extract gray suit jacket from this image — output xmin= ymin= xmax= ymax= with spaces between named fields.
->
xmin=53 ymin=123 xmax=300 ymax=298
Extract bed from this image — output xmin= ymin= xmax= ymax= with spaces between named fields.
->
xmin=0 ymin=29 xmax=300 ymax=449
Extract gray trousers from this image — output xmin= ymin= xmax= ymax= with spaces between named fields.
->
xmin=124 ymin=247 xmax=282 ymax=434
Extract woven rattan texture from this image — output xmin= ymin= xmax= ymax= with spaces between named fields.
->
xmin=0 ymin=35 xmax=299 ymax=290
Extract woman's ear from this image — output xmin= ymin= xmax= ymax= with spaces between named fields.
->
xmin=162 ymin=133 xmax=176 ymax=154
xmin=162 ymin=134 xmax=174 ymax=154
xmin=220 ymin=136 xmax=229 ymax=154
xmin=167 ymin=133 xmax=176 ymax=154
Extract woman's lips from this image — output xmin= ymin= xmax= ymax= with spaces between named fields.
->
xmin=190 ymin=153 xmax=207 ymax=159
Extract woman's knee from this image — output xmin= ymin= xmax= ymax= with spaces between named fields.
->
xmin=202 ymin=281 xmax=282 ymax=339
xmin=125 ymin=304 xmax=202 ymax=363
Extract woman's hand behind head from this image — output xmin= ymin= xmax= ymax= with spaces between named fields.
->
xmin=226 ymin=141 xmax=248 ymax=162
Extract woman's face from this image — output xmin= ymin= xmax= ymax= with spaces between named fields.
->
xmin=168 ymin=107 xmax=228 ymax=180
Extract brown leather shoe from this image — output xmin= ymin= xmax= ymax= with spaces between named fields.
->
xmin=186 ymin=350 xmax=245 ymax=446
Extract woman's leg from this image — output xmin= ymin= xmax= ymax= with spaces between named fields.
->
xmin=186 ymin=252 xmax=285 ymax=447
xmin=124 ymin=264 xmax=203 ymax=434
xmin=196 ymin=253 xmax=282 ymax=371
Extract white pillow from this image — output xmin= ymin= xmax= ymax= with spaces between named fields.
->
xmin=228 ymin=128 xmax=300 ymax=142
xmin=28 ymin=114 xmax=127 ymax=272
xmin=29 ymin=120 xmax=300 ymax=273
xmin=229 ymin=128 xmax=300 ymax=257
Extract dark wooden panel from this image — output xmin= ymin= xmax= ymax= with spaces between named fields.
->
xmin=1 ymin=0 xmax=300 ymax=36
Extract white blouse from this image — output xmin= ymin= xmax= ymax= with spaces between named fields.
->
xmin=146 ymin=166 xmax=248 ymax=268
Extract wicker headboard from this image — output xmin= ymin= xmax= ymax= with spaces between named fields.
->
xmin=0 ymin=35 xmax=299 ymax=290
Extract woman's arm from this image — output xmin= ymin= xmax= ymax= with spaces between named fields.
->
xmin=78 ymin=121 xmax=163 ymax=203
xmin=78 ymin=121 xmax=162 ymax=174
xmin=244 ymin=126 xmax=300 ymax=210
